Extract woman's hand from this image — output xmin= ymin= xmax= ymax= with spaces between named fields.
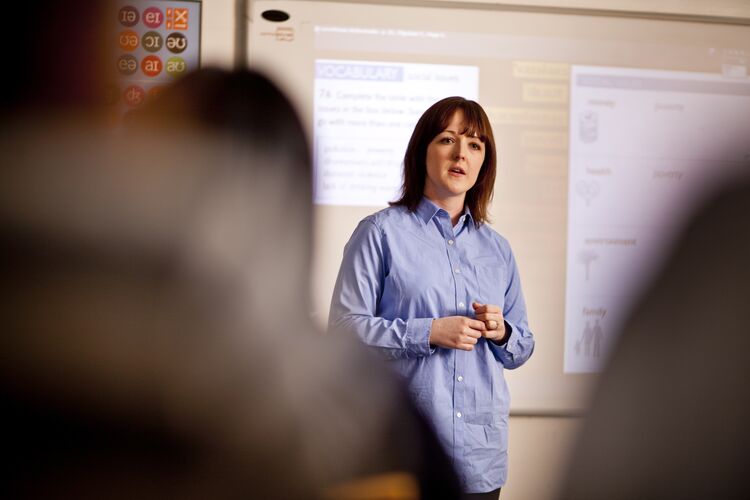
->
xmin=429 ymin=316 xmax=486 ymax=351
xmin=472 ymin=302 xmax=507 ymax=342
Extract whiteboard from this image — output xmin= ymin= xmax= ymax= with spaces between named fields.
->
xmin=248 ymin=0 xmax=750 ymax=413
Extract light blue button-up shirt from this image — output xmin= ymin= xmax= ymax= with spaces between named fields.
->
xmin=328 ymin=197 xmax=535 ymax=493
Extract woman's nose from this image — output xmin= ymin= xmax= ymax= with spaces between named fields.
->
xmin=454 ymin=142 xmax=467 ymax=160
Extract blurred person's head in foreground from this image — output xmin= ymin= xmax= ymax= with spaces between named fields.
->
xmin=1 ymin=67 xmax=459 ymax=499
xmin=557 ymin=170 xmax=750 ymax=500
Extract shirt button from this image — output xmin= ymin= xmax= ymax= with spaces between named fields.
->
xmin=448 ymin=239 xmax=454 ymax=245
xmin=454 ymin=268 xmax=461 ymax=274
xmin=456 ymin=411 xmax=462 ymax=418
xmin=458 ymin=302 xmax=465 ymax=308
xmin=457 ymin=375 xmax=463 ymax=382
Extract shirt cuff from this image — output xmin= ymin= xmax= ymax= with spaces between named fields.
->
xmin=406 ymin=317 xmax=436 ymax=358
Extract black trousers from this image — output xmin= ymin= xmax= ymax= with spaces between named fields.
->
xmin=462 ymin=487 xmax=501 ymax=500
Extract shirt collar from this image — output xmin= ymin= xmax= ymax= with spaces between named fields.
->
xmin=416 ymin=197 xmax=443 ymax=224
xmin=456 ymin=205 xmax=474 ymax=233
xmin=415 ymin=197 xmax=474 ymax=227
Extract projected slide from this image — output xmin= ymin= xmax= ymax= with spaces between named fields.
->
xmin=313 ymin=59 xmax=478 ymax=206
xmin=564 ymin=66 xmax=750 ymax=373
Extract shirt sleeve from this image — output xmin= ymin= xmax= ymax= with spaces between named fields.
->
xmin=487 ymin=244 xmax=535 ymax=369
xmin=328 ymin=218 xmax=435 ymax=360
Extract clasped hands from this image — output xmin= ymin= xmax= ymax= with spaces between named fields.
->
xmin=429 ymin=302 xmax=506 ymax=351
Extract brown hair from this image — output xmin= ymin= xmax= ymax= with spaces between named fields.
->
xmin=390 ymin=96 xmax=496 ymax=225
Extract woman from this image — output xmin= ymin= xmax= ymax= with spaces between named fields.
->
xmin=329 ymin=96 xmax=535 ymax=498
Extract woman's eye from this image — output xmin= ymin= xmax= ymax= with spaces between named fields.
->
xmin=439 ymin=137 xmax=454 ymax=144
xmin=471 ymin=142 xmax=482 ymax=150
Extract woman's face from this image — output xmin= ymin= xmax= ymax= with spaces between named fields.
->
xmin=423 ymin=109 xmax=485 ymax=205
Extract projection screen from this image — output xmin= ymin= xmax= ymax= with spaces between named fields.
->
xmin=249 ymin=0 xmax=750 ymax=412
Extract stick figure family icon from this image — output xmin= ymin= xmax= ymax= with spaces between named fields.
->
xmin=575 ymin=318 xmax=604 ymax=358
xmin=112 ymin=2 xmax=201 ymax=119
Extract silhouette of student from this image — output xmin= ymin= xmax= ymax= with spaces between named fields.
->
xmin=1 ymin=64 xmax=460 ymax=499
xmin=557 ymin=175 xmax=750 ymax=500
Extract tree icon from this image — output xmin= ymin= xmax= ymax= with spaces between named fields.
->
xmin=577 ymin=249 xmax=599 ymax=281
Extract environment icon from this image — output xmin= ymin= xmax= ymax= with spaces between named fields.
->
xmin=577 ymin=249 xmax=599 ymax=281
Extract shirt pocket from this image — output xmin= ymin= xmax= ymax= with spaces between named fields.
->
xmin=473 ymin=264 xmax=507 ymax=310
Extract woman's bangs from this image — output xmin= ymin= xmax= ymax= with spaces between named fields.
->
xmin=428 ymin=98 xmax=489 ymax=142
xmin=460 ymin=104 xmax=488 ymax=142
